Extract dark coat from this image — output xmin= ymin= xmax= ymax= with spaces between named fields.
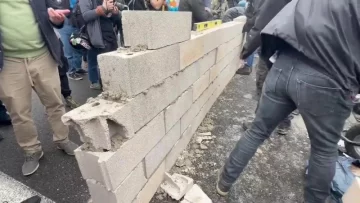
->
xmin=179 ymin=0 xmax=213 ymax=25
xmin=0 ymin=0 xmax=64 ymax=70
xmin=240 ymin=0 xmax=289 ymax=59
xmin=261 ymin=0 xmax=360 ymax=92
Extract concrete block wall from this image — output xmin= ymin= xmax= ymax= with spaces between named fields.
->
xmin=62 ymin=11 xmax=245 ymax=203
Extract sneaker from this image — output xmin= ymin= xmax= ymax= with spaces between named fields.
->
xmin=65 ymin=96 xmax=80 ymax=109
xmin=57 ymin=141 xmax=79 ymax=156
xmin=22 ymin=151 xmax=44 ymax=176
xmin=21 ymin=195 xmax=41 ymax=203
xmin=277 ymin=121 xmax=291 ymax=135
xmin=76 ymin=69 xmax=88 ymax=75
xmin=90 ymin=83 xmax=102 ymax=90
xmin=68 ymin=73 xmax=83 ymax=81
xmin=216 ymin=167 xmax=231 ymax=196
xmin=236 ymin=65 xmax=252 ymax=75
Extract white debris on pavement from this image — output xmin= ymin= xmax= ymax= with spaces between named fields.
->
xmin=0 ymin=171 xmax=55 ymax=203
xmin=181 ymin=184 xmax=212 ymax=203
xmin=160 ymin=173 xmax=194 ymax=200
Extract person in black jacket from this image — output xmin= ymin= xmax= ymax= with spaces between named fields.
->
xmin=237 ymin=0 xmax=294 ymax=136
xmin=218 ymin=1 xmax=360 ymax=202
xmin=179 ymin=0 xmax=213 ymax=25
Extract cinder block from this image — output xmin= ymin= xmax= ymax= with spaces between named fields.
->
xmin=76 ymin=112 xmax=165 ymax=191
xmin=210 ymin=51 xmax=233 ymax=83
xmin=122 ymin=11 xmax=192 ymax=49
xmin=198 ymin=49 xmax=216 ymax=76
xmin=145 ymin=121 xmax=180 ymax=178
xmin=234 ymin=16 xmax=247 ymax=23
xmin=193 ymin=71 xmax=210 ymax=102
xmin=75 ymin=149 xmax=114 ymax=190
xmin=131 ymin=62 xmax=199 ymax=132
xmin=219 ymin=22 xmax=244 ymax=44
xmin=165 ymin=89 xmax=193 ymax=132
xmin=133 ymin=162 xmax=166 ymax=203
xmin=99 ymin=44 xmax=180 ymax=97
xmin=180 ymin=34 xmax=205 ymax=70
xmin=165 ymin=125 xmax=195 ymax=171
xmin=202 ymin=26 xmax=223 ymax=54
xmin=62 ymin=99 xmax=134 ymax=151
xmin=87 ymin=162 xmax=147 ymax=203
xmin=216 ymin=35 xmax=242 ymax=63
xmin=180 ymin=81 xmax=216 ymax=133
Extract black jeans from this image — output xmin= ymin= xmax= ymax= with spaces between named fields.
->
xmin=58 ymin=66 xmax=71 ymax=98
xmin=221 ymin=50 xmax=353 ymax=203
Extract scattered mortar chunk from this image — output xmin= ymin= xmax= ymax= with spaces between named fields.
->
xmin=181 ymin=184 xmax=212 ymax=203
xmin=200 ymin=143 xmax=208 ymax=150
xmin=198 ymin=132 xmax=211 ymax=136
xmin=160 ymin=173 xmax=194 ymax=200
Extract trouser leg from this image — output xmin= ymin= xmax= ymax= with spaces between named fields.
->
xmin=29 ymin=52 xmax=69 ymax=144
xmin=221 ymin=54 xmax=296 ymax=186
xmin=0 ymin=57 xmax=41 ymax=153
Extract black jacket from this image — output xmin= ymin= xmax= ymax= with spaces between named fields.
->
xmin=241 ymin=0 xmax=290 ymax=59
xmin=179 ymin=0 xmax=213 ymax=25
xmin=262 ymin=0 xmax=360 ymax=92
xmin=124 ymin=0 xmax=147 ymax=10
xmin=0 ymin=0 xmax=64 ymax=70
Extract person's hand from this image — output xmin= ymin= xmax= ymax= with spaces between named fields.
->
xmin=48 ymin=8 xmax=70 ymax=25
xmin=112 ymin=6 xmax=119 ymax=14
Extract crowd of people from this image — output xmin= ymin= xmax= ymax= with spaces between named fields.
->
xmin=0 ymin=0 xmax=359 ymax=203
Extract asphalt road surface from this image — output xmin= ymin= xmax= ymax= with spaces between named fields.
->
xmin=0 ymin=78 xmax=100 ymax=203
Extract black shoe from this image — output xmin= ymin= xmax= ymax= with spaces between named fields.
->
xmin=76 ymin=69 xmax=88 ymax=75
xmin=277 ymin=121 xmax=291 ymax=135
xmin=21 ymin=195 xmax=41 ymax=203
xmin=236 ymin=65 xmax=252 ymax=75
xmin=68 ymin=73 xmax=83 ymax=81
xmin=0 ymin=119 xmax=11 ymax=126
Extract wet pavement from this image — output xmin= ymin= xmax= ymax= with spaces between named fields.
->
xmin=0 ymin=78 xmax=100 ymax=203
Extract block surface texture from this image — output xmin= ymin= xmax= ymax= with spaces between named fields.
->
xmin=122 ymin=11 xmax=192 ymax=49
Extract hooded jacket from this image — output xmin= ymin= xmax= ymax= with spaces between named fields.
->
xmin=261 ymin=0 xmax=360 ymax=92
xmin=0 ymin=0 xmax=64 ymax=71
xmin=241 ymin=0 xmax=290 ymax=59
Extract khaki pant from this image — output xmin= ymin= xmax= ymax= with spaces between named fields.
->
xmin=0 ymin=51 xmax=69 ymax=153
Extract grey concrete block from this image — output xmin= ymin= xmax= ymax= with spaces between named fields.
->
xmin=165 ymin=125 xmax=195 ymax=171
xmin=198 ymin=49 xmax=216 ymax=76
xmin=76 ymin=112 xmax=165 ymax=191
xmin=99 ymin=44 xmax=180 ymax=97
xmin=131 ymin=61 xmax=199 ymax=132
xmin=62 ymin=99 xmax=134 ymax=151
xmin=122 ymin=11 xmax=192 ymax=50
xmin=86 ymin=162 xmax=147 ymax=203
xmin=180 ymin=34 xmax=205 ymax=70
xmin=144 ymin=121 xmax=180 ymax=178
xmin=165 ymin=89 xmax=193 ymax=133
xmin=133 ymin=162 xmax=166 ymax=203
xmin=180 ymin=81 xmax=216 ymax=133
xmin=193 ymin=71 xmax=210 ymax=102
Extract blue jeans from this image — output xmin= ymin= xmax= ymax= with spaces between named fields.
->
xmin=87 ymin=42 xmax=118 ymax=84
xmin=87 ymin=48 xmax=101 ymax=84
xmin=220 ymin=49 xmax=353 ymax=203
xmin=245 ymin=52 xmax=255 ymax=68
xmin=57 ymin=18 xmax=83 ymax=74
